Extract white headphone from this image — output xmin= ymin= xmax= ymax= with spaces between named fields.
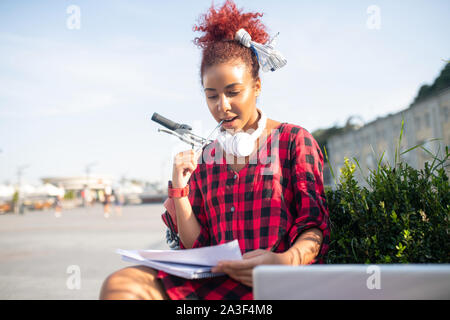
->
xmin=217 ymin=108 xmax=267 ymax=158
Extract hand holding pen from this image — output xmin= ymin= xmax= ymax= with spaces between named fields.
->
xmin=172 ymin=120 xmax=224 ymax=188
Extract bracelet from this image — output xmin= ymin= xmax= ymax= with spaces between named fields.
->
xmin=168 ymin=180 xmax=190 ymax=198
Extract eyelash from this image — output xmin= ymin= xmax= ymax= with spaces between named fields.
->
xmin=208 ymin=92 xmax=240 ymax=99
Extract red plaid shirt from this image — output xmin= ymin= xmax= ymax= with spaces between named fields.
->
xmin=158 ymin=123 xmax=330 ymax=300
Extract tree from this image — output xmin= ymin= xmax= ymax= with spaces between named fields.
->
xmin=411 ymin=62 xmax=450 ymax=105
xmin=312 ymin=116 xmax=361 ymax=163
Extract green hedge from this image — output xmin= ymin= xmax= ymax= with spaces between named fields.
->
xmin=324 ymin=122 xmax=449 ymax=264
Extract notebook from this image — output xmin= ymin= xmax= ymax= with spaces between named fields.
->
xmin=116 ymin=240 xmax=242 ymax=279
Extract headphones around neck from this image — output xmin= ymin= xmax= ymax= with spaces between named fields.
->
xmin=217 ymin=109 xmax=267 ymax=157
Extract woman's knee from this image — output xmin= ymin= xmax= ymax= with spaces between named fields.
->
xmin=99 ymin=266 xmax=166 ymax=300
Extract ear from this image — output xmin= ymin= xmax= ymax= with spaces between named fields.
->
xmin=254 ymin=77 xmax=262 ymax=97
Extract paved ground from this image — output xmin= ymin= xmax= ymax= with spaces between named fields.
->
xmin=0 ymin=204 xmax=168 ymax=299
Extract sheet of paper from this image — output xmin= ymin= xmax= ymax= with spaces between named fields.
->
xmin=131 ymin=239 xmax=242 ymax=267
xmin=136 ymin=239 xmax=242 ymax=266
xmin=119 ymin=251 xmax=212 ymax=272
xmin=117 ymin=248 xmax=226 ymax=279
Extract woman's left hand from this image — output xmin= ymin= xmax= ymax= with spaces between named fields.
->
xmin=211 ymin=249 xmax=291 ymax=287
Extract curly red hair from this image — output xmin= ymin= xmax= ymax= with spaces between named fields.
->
xmin=193 ymin=0 xmax=270 ymax=84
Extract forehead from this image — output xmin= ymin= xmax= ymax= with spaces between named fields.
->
xmin=202 ymin=61 xmax=252 ymax=89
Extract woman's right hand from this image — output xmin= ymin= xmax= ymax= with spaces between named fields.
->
xmin=172 ymin=149 xmax=202 ymax=188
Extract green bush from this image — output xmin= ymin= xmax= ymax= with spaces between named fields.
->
xmin=64 ymin=190 xmax=75 ymax=200
xmin=324 ymin=120 xmax=450 ymax=263
xmin=12 ymin=191 xmax=19 ymax=205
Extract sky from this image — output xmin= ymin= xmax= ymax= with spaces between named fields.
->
xmin=0 ymin=0 xmax=449 ymax=186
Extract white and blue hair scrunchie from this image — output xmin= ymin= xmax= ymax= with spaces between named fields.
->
xmin=235 ymin=28 xmax=287 ymax=72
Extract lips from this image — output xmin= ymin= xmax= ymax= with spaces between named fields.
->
xmin=222 ymin=116 xmax=238 ymax=122
xmin=221 ymin=116 xmax=238 ymax=128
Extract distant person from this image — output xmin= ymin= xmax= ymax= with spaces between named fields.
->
xmin=81 ymin=185 xmax=88 ymax=207
xmin=81 ymin=189 xmax=85 ymax=206
xmin=54 ymin=195 xmax=62 ymax=218
xmin=112 ymin=190 xmax=123 ymax=216
xmin=103 ymin=190 xmax=111 ymax=218
xmin=98 ymin=189 xmax=105 ymax=205
xmin=84 ymin=187 xmax=94 ymax=207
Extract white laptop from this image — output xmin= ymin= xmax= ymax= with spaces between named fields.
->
xmin=253 ymin=264 xmax=450 ymax=300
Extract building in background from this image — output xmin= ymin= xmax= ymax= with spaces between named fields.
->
xmin=41 ymin=175 xmax=114 ymax=207
xmin=41 ymin=176 xmax=166 ymax=206
xmin=327 ymin=87 xmax=450 ymax=188
xmin=42 ymin=175 xmax=113 ymax=193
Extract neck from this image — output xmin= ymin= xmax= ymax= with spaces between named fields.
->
xmin=242 ymin=108 xmax=261 ymax=133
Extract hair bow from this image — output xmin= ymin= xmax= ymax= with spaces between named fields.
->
xmin=235 ymin=28 xmax=287 ymax=72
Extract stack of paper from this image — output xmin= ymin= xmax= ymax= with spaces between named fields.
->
xmin=116 ymin=240 xmax=242 ymax=279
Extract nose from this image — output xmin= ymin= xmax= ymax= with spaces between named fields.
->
xmin=217 ymin=94 xmax=231 ymax=113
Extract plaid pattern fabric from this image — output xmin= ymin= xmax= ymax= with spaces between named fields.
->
xmin=158 ymin=123 xmax=330 ymax=300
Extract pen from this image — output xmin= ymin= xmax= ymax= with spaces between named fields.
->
xmin=195 ymin=120 xmax=224 ymax=153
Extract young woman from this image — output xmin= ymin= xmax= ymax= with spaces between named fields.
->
xmin=100 ymin=0 xmax=330 ymax=300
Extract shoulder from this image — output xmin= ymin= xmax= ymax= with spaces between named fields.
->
xmin=278 ymin=122 xmax=316 ymax=145
xmin=280 ymin=123 xmax=323 ymax=161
